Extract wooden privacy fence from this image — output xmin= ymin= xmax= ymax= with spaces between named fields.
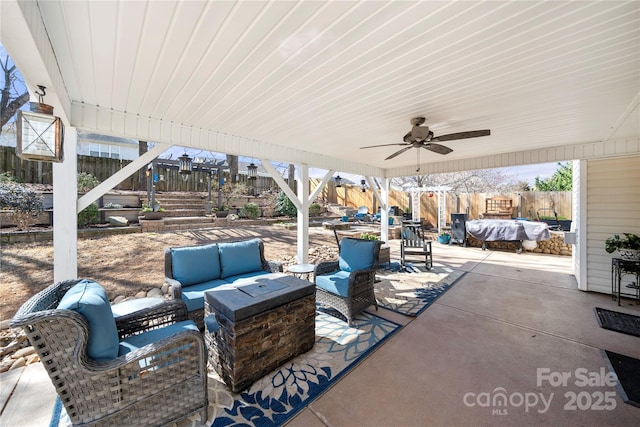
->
xmin=0 ymin=146 xmax=281 ymax=192
xmin=310 ymin=178 xmax=572 ymax=226
xmin=2 ymin=146 xmax=570 ymax=224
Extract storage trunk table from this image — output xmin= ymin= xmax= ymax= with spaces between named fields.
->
xmin=204 ymin=275 xmax=316 ymax=392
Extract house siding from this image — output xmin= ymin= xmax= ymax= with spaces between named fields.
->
xmin=586 ymin=156 xmax=640 ymax=294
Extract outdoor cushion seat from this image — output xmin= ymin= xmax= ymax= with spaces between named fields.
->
xmin=11 ymin=279 xmax=208 ymax=427
xmin=119 ymin=320 xmax=199 ymax=355
xmin=181 ymin=279 xmax=228 ymax=312
xmin=314 ymin=237 xmax=382 ymax=325
xmin=315 ymin=271 xmax=351 ymax=297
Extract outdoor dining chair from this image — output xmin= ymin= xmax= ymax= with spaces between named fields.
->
xmin=10 ymin=279 xmax=208 ymax=426
xmin=314 ymin=237 xmax=382 ymax=325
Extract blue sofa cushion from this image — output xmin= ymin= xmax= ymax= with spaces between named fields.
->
xmin=223 ymin=270 xmax=281 ymax=284
xmin=338 ymin=238 xmax=377 ymax=272
xmin=219 ymin=239 xmax=263 ymax=279
xmin=171 ymin=244 xmax=221 ymax=286
xmin=118 ymin=320 xmax=199 ymax=356
xmin=57 ymin=279 xmax=119 ymax=361
xmin=315 ymin=271 xmax=351 ymax=297
xmin=181 ymin=279 xmax=228 ymax=312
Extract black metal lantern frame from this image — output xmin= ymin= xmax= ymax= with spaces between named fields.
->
xmin=178 ymin=152 xmax=193 ymax=181
xmin=247 ymin=163 xmax=258 ymax=180
xmin=16 ymin=86 xmax=64 ymax=162
xmin=335 ymin=174 xmax=342 ymax=188
xmin=360 ymin=179 xmax=367 ymax=192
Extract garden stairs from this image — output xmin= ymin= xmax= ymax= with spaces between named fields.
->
xmin=140 ymin=192 xmax=217 ymax=231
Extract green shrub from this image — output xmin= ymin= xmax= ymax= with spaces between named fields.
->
xmin=240 ymin=202 xmax=260 ymax=219
xmin=78 ymin=203 xmax=100 ymax=227
xmin=275 ymin=192 xmax=297 ymax=217
xmin=360 ymin=232 xmax=379 ymax=241
xmin=0 ymin=172 xmax=16 ymax=183
xmin=77 ymin=172 xmax=100 ymax=193
xmin=309 ymin=203 xmax=321 ymax=216
xmin=0 ymin=182 xmax=44 ymax=230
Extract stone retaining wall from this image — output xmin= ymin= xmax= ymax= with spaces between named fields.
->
xmin=466 ymin=231 xmax=572 ymax=255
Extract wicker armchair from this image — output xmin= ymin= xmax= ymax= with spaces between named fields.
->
xmin=10 ymin=279 xmax=208 ymax=427
xmin=314 ymin=238 xmax=382 ymax=325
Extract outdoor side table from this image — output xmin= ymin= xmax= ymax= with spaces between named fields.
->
xmin=611 ymin=258 xmax=640 ymax=306
xmin=204 ymin=275 xmax=316 ymax=392
xmin=287 ymin=263 xmax=315 ymax=281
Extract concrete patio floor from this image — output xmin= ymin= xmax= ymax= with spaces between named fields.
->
xmin=2 ymin=243 xmax=639 ymax=426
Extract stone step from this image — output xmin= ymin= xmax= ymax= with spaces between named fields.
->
xmin=157 ymin=203 xmax=206 ymax=210
xmin=164 ymin=208 xmax=204 ymax=217
xmin=142 ymin=198 xmax=208 ymax=205
xmin=161 ymin=222 xmax=219 ymax=232
xmin=162 ymin=216 xmax=214 ymax=224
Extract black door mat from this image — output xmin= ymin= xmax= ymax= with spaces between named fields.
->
xmin=594 ymin=307 xmax=640 ymax=337
xmin=602 ymin=350 xmax=640 ymax=408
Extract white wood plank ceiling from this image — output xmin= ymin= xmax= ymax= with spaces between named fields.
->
xmin=4 ymin=0 xmax=639 ymax=177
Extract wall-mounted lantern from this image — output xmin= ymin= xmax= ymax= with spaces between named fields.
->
xmin=360 ymin=179 xmax=367 ymax=192
xmin=178 ymin=152 xmax=193 ymax=181
xmin=335 ymin=175 xmax=342 ymax=188
xmin=16 ymin=86 xmax=64 ymax=162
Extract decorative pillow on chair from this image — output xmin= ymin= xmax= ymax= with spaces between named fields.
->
xmin=219 ymin=239 xmax=263 ymax=279
xmin=171 ymin=243 xmax=221 ymax=286
xmin=338 ymin=238 xmax=377 ymax=272
xmin=57 ymin=279 xmax=119 ymax=361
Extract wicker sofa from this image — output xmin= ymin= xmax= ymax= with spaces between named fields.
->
xmin=314 ymin=237 xmax=382 ymax=325
xmin=10 ymin=279 xmax=208 ymax=427
xmin=165 ymin=238 xmax=284 ymax=329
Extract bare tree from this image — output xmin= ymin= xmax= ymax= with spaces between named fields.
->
xmin=392 ymin=168 xmax=520 ymax=194
xmin=226 ymin=154 xmax=239 ymax=183
xmin=1 ymin=50 xmax=29 ymax=132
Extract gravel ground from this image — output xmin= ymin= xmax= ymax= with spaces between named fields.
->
xmin=0 ymin=224 xmax=342 ymax=322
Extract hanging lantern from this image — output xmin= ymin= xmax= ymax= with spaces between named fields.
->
xmin=178 ymin=152 xmax=193 ymax=181
xmin=247 ymin=163 xmax=258 ymax=180
xmin=16 ymin=86 xmax=64 ymax=162
xmin=335 ymin=175 xmax=342 ymax=188
xmin=360 ymin=179 xmax=367 ymax=192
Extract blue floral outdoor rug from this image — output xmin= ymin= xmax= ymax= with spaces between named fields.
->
xmin=374 ymin=265 xmax=465 ymax=316
xmin=50 ymin=310 xmax=400 ymax=427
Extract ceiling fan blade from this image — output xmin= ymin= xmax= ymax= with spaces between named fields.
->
xmin=433 ymin=129 xmax=491 ymax=142
xmin=402 ymin=131 xmax=415 ymax=143
xmin=360 ymin=143 xmax=409 ymax=149
xmin=423 ymin=143 xmax=453 ymax=155
xmin=385 ymin=145 xmax=414 ymax=160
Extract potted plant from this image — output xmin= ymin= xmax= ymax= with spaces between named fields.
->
xmin=605 ymin=233 xmax=640 ymax=261
xmin=438 ymin=231 xmax=451 ymax=244
xmin=140 ymin=202 xmax=165 ymax=220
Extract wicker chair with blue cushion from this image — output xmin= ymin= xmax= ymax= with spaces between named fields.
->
xmin=10 ymin=279 xmax=208 ymax=427
xmin=314 ymin=238 xmax=382 ymax=325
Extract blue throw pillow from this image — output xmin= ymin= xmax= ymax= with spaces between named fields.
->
xmin=57 ymin=280 xmax=119 ymax=361
xmin=339 ymin=238 xmax=377 ymax=272
xmin=171 ymin=244 xmax=221 ymax=286
xmin=219 ymin=239 xmax=263 ymax=279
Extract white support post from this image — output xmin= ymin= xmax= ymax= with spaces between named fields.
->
xmin=380 ymin=177 xmax=390 ymax=243
xmin=296 ymin=164 xmax=310 ymax=263
xmin=53 ymin=128 xmax=78 ymax=282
